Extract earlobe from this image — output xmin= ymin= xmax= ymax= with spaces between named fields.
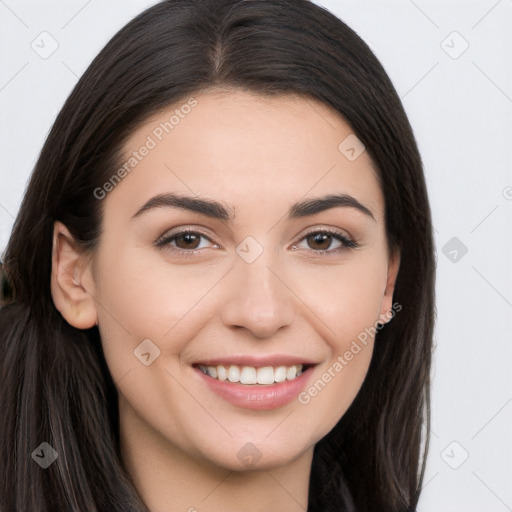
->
xmin=378 ymin=250 xmax=401 ymax=325
xmin=50 ymin=221 xmax=98 ymax=329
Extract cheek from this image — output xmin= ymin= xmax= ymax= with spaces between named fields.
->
xmin=92 ymin=243 xmax=228 ymax=374
xmin=296 ymin=251 xmax=388 ymax=345
xmin=292 ymin=253 xmax=388 ymax=439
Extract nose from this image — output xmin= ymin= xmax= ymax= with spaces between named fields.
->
xmin=220 ymin=254 xmax=296 ymax=339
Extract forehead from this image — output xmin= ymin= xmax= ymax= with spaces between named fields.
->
xmin=106 ymin=88 xmax=384 ymax=223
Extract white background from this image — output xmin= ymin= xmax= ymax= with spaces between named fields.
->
xmin=1 ymin=1 xmax=511 ymax=510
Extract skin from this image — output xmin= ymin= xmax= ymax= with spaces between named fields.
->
xmin=51 ymin=88 xmax=399 ymax=512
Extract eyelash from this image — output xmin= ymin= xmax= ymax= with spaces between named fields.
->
xmin=155 ymin=228 xmax=359 ymax=258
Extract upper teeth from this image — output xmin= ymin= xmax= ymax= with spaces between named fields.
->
xmin=198 ymin=364 xmax=304 ymax=385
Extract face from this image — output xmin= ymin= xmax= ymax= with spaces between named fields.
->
xmin=63 ymin=88 xmax=399 ymax=472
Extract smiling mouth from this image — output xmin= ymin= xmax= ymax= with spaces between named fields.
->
xmin=194 ymin=363 xmax=314 ymax=385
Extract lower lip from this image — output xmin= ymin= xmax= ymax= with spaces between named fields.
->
xmin=194 ymin=366 xmax=315 ymax=410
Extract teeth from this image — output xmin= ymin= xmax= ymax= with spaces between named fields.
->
xmin=217 ymin=365 xmax=228 ymax=381
xmin=274 ymin=366 xmax=287 ymax=382
xmin=228 ymin=365 xmax=240 ymax=383
xmin=256 ymin=366 xmax=274 ymax=385
xmin=240 ymin=366 xmax=257 ymax=384
xmin=198 ymin=363 xmax=305 ymax=385
xmin=286 ymin=365 xmax=297 ymax=380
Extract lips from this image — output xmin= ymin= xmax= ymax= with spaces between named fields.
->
xmin=192 ymin=356 xmax=318 ymax=410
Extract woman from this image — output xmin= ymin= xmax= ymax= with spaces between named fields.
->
xmin=0 ymin=0 xmax=435 ymax=510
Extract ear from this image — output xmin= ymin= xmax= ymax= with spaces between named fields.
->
xmin=378 ymin=249 xmax=400 ymax=325
xmin=50 ymin=221 xmax=98 ymax=329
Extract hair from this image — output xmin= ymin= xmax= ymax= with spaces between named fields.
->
xmin=0 ymin=0 xmax=435 ymax=510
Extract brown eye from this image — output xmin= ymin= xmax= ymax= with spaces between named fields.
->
xmin=293 ymin=229 xmax=358 ymax=255
xmin=174 ymin=232 xmax=202 ymax=250
xmin=155 ymin=229 xmax=217 ymax=255
xmin=306 ymin=232 xmax=335 ymax=251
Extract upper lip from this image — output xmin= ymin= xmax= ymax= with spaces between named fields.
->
xmin=193 ymin=355 xmax=319 ymax=368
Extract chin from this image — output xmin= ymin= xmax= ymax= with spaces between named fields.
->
xmin=194 ymin=434 xmax=314 ymax=473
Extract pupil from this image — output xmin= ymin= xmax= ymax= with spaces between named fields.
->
xmin=310 ymin=233 xmax=330 ymax=250
xmin=178 ymin=233 xmax=199 ymax=249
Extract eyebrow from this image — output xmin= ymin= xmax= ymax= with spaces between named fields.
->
xmin=131 ymin=192 xmax=375 ymax=222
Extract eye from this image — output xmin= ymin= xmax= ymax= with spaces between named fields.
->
xmin=155 ymin=229 xmax=218 ymax=256
xmin=155 ymin=227 xmax=358 ymax=258
xmin=292 ymin=229 xmax=358 ymax=255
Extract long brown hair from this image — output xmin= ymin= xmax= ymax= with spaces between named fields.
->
xmin=0 ymin=1 xmax=435 ymax=510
